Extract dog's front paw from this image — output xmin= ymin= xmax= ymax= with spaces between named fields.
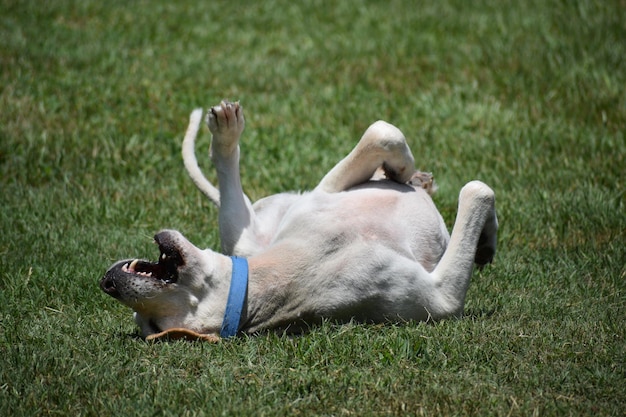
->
xmin=207 ymin=100 xmax=245 ymax=156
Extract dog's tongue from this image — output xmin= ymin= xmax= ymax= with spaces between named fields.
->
xmin=145 ymin=328 xmax=220 ymax=343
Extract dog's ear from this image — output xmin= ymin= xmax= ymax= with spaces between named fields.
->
xmin=145 ymin=328 xmax=220 ymax=343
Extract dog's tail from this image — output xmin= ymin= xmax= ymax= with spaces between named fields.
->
xmin=182 ymin=108 xmax=221 ymax=207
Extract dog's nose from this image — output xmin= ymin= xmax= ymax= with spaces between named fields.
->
xmin=100 ymin=276 xmax=120 ymax=298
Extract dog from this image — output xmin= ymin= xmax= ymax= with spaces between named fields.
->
xmin=100 ymin=101 xmax=498 ymax=342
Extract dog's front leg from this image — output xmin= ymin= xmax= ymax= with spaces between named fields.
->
xmin=207 ymin=100 xmax=256 ymax=255
xmin=316 ymin=120 xmax=415 ymax=193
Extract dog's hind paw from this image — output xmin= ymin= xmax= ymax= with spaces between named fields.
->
xmin=407 ymin=171 xmax=437 ymax=195
xmin=474 ymin=235 xmax=495 ymax=267
xmin=474 ymin=211 xmax=498 ymax=268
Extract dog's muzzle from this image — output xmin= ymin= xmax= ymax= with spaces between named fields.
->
xmin=100 ymin=232 xmax=185 ymax=298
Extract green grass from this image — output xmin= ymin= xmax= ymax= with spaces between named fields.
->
xmin=1 ymin=0 xmax=624 ymax=415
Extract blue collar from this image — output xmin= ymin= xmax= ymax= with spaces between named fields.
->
xmin=220 ymin=256 xmax=249 ymax=338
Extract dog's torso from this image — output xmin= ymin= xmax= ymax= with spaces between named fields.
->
xmin=241 ymin=180 xmax=450 ymax=333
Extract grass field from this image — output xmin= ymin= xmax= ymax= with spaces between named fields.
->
xmin=1 ymin=0 xmax=624 ymax=415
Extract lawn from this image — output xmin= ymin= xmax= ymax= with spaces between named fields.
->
xmin=1 ymin=0 xmax=624 ymax=415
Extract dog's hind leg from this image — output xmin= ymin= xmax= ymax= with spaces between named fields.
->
xmin=206 ymin=100 xmax=257 ymax=255
xmin=430 ymin=181 xmax=498 ymax=317
xmin=315 ymin=121 xmax=415 ymax=193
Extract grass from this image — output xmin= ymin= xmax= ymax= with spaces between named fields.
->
xmin=1 ymin=0 xmax=624 ymax=415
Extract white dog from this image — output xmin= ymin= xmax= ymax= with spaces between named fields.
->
xmin=101 ymin=101 xmax=498 ymax=341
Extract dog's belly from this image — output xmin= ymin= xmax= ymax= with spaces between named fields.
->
xmin=271 ymin=181 xmax=449 ymax=269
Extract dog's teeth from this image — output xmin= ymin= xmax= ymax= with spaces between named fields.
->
xmin=129 ymin=259 xmax=139 ymax=272
xmin=161 ymin=253 xmax=167 ymax=260
xmin=122 ymin=263 xmax=129 ymax=272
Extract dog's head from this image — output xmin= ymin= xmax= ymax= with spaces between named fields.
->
xmin=100 ymin=230 xmax=228 ymax=342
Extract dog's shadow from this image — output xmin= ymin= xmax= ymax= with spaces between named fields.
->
xmin=115 ymin=308 xmax=499 ymax=343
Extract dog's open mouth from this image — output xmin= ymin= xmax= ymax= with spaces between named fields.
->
xmin=101 ymin=233 xmax=185 ymax=297
xmin=120 ymin=255 xmax=179 ymax=284
xmin=125 ymin=233 xmax=184 ymax=283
